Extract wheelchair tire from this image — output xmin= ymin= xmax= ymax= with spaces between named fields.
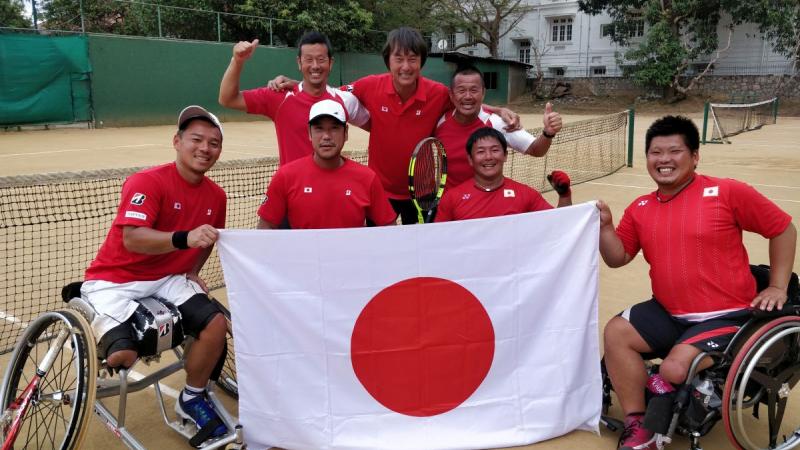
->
xmin=722 ymin=315 xmax=800 ymax=450
xmin=1 ymin=309 xmax=97 ymax=450
xmin=212 ymin=299 xmax=238 ymax=399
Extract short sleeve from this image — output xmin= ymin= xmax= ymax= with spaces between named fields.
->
xmin=434 ymin=191 xmax=456 ymax=222
xmin=615 ymin=204 xmax=641 ymax=258
xmin=367 ymin=174 xmax=398 ymax=226
xmin=488 ymin=114 xmax=535 ymax=152
xmin=114 ymin=173 xmax=161 ymax=228
xmin=242 ymin=87 xmax=285 ymax=119
xmin=337 ymin=90 xmax=370 ymax=127
xmin=726 ymin=179 xmax=792 ymax=238
xmin=257 ymin=169 xmax=288 ymax=226
xmin=526 ymin=189 xmax=553 ymax=212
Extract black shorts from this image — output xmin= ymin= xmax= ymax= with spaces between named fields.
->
xmin=98 ymin=293 xmax=222 ymax=358
xmin=620 ymin=298 xmax=751 ymax=358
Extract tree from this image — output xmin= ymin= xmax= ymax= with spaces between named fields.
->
xmin=1 ymin=0 xmax=31 ymax=28
xmin=433 ymin=0 xmax=530 ymax=57
xmin=578 ymin=0 xmax=800 ymax=100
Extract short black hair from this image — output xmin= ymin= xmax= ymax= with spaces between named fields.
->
xmin=382 ymin=27 xmax=428 ymax=68
xmin=450 ymin=65 xmax=484 ymax=90
xmin=466 ymin=127 xmax=508 ymax=156
xmin=297 ymin=31 xmax=333 ymax=58
xmin=645 ymin=115 xmax=700 ymax=154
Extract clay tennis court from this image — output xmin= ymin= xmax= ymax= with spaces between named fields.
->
xmin=1 ymin=111 xmax=798 ymax=449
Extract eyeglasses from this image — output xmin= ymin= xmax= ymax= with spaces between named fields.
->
xmin=301 ymin=57 xmax=330 ymax=65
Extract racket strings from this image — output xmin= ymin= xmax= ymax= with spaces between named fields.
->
xmin=413 ymin=142 xmax=442 ymax=209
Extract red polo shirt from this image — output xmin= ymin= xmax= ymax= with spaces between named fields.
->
xmin=616 ymin=174 xmax=792 ymax=320
xmin=344 ymin=74 xmax=451 ymax=199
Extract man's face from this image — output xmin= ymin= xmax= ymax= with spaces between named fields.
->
xmin=450 ymin=73 xmax=485 ymax=118
xmin=388 ymin=49 xmax=421 ymax=91
xmin=468 ymin=136 xmax=506 ymax=181
xmin=173 ymin=119 xmax=222 ymax=178
xmin=309 ymin=116 xmax=348 ymax=161
xmin=297 ymin=43 xmax=332 ymax=88
xmin=646 ymin=134 xmax=699 ymax=193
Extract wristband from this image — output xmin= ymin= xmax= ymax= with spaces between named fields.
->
xmin=172 ymin=231 xmax=190 ymax=250
xmin=542 ymin=130 xmax=556 ymax=139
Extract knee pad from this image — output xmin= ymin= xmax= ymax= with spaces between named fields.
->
xmin=178 ymin=294 xmax=223 ymax=338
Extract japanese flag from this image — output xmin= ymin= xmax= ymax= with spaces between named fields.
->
xmin=218 ymin=202 xmax=601 ymax=450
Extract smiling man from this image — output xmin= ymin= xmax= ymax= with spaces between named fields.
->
xmin=81 ymin=105 xmax=229 ymax=439
xmin=596 ymin=115 xmax=796 ymax=450
xmin=219 ymin=31 xmax=369 ymax=165
xmin=257 ymin=100 xmax=396 ymax=229
xmin=435 ymin=128 xmax=571 ymax=222
xmin=435 ymin=66 xmax=562 ymax=189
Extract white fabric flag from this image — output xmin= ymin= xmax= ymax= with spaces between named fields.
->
xmin=218 ymin=202 xmax=601 ymax=450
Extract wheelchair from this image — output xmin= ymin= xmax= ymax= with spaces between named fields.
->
xmin=601 ymin=265 xmax=800 ymax=450
xmin=1 ymin=282 xmax=243 ymax=449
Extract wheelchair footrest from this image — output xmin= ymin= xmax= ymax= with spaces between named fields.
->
xmin=189 ymin=418 xmax=225 ymax=448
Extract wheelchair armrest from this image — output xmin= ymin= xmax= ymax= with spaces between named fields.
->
xmin=750 ymin=303 xmax=800 ymax=319
xmin=67 ymin=298 xmax=96 ymax=323
xmin=62 ymin=281 xmax=84 ymax=303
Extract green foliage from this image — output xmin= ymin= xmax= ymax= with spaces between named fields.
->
xmin=579 ymin=0 xmax=799 ymax=96
xmin=0 ymin=0 xmax=30 ymax=28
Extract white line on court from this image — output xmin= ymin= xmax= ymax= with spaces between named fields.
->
xmin=0 ymin=144 xmax=157 ymax=158
xmin=0 ymin=311 xmax=28 ymax=327
xmin=130 ymin=371 xmax=180 ymax=399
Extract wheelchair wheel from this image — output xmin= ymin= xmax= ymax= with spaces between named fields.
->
xmin=1 ymin=309 xmax=97 ymax=450
xmin=722 ymin=315 xmax=800 ymax=450
xmin=212 ymin=299 xmax=238 ymax=399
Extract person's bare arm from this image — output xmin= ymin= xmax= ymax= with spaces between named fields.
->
xmin=267 ymin=75 xmax=299 ymax=92
xmin=751 ymin=223 xmax=797 ymax=311
xmin=597 ymin=200 xmax=634 ymax=268
xmin=547 ymin=170 xmax=572 ymax=208
xmin=483 ymin=104 xmax=520 ymax=131
xmin=219 ymin=39 xmax=260 ymax=111
xmin=525 ymin=102 xmax=563 ymax=156
xmin=122 ymin=224 xmax=219 ymax=254
xmin=187 ymin=246 xmax=215 ymax=292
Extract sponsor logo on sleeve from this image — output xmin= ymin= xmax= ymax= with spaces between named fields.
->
xmin=381 ymin=106 xmax=389 ymax=112
xmin=130 ymin=193 xmax=146 ymax=205
xmin=125 ymin=211 xmax=147 ymax=220
xmin=345 ymin=189 xmax=352 ymax=196
xmin=638 ymin=199 xmax=649 ymax=207
xmin=703 ymin=186 xmax=719 ymax=197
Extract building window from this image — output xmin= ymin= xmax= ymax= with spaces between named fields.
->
xmin=466 ymin=31 xmax=478 ymax=46
xmin=518 ymin=40 xmax=531 ymax=64
xmin=629 ymin=19 xmax=644 ymax=38
xmin=592 ymin=66 xmax=607 ymax=76
xmin=447 ymin=33 xmax=456 ymax=50
xmin=549 ymin=67 xmax=565 ymax=77
xmin=551 ymin=18 xmax=573 ymax=43
xmin=601 ymin=23 xmax=614 ymax=38
xmin=483 ymin=71 xmax=498 ymax=89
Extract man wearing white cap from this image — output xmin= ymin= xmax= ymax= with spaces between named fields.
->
xmin=80 ymin=105 xmax=229 ymax=439
xmin=257 ymin=99 xmax=396 ymax=229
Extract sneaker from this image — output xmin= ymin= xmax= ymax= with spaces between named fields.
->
xmin=176 ymin=393 xmax=228 ymax=438
xmin=618 ymin=415 xmax=658 ymax=450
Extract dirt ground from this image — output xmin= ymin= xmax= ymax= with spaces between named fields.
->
xmin=1 ymin=111 xmax=798 ymax=450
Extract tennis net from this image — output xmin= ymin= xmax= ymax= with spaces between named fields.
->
xmin=704 ymin=97 xmax=778 ymax=144
xmin=0 ymin=110 xmax=631 ymax=354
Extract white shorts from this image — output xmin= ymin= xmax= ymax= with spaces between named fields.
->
xmin=81 ymin=275 xmax=204 ymax=340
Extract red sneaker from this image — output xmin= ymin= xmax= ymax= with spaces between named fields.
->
xmin=618 ymin=415 xmax=658 ymax=450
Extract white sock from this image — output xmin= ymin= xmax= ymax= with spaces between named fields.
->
xmin=181 ymin=385 xmax=205 ymax=402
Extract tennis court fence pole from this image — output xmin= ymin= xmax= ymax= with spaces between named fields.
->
xmin=627 ymin=109 xmax=635 ymax=167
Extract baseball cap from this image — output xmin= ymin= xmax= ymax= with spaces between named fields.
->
xmin=308 ymin=99 xmax=346 ymax=125
xmin=178 ymin=105 xmax=224 ymax=138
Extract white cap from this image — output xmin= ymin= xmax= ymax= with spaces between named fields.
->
xmin=308 ymin=99 xmax=346 ymax=125
xmin=178 ymin=105 xmax=223 ymax=137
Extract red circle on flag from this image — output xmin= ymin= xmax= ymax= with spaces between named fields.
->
xmin=350 ymin=277 xmax=495 ymax=417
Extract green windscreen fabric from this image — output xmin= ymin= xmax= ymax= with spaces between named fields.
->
xmin=0 ymin=34 xmax=92 ymax=125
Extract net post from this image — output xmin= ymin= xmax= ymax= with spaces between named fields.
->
xmin=702 ymin=102 xmax=709 ymax=144
xmin=773 ymin=97 xmax=779 ymax=123
xmin=626 ymin=109 xmax=634 ymax=167
xmin=217 ymin=13 xmax=222 ymax=42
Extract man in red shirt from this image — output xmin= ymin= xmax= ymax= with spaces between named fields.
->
xmin=219 ymin=31 xmax=369 ymax=165
xmin=270 ymin=27 xmax=521 ymax=224
xmin=435 ymin=66 xmax=563 ymax=189
xmin=81 ymin=106 xmax=230 ymax=438
xmin=597 ymin=115 xmax=796 ymax=450
xmin=435 ymin=128 xmax=572 ymax=222
xmin=258 ymin=99 xmax=397 ymax=229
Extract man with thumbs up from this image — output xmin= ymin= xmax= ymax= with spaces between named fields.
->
xmin=218 ymin=31 xmax=369 ymax=166
xmin=434 ymin=65 xmax=562 ymax=189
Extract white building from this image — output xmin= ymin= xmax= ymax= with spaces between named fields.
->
xmin=438 ymin=1 xmax=794 ymax=78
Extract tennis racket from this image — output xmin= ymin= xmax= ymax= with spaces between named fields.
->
xmin=408 ymin=137 xmax=447 ymax=224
